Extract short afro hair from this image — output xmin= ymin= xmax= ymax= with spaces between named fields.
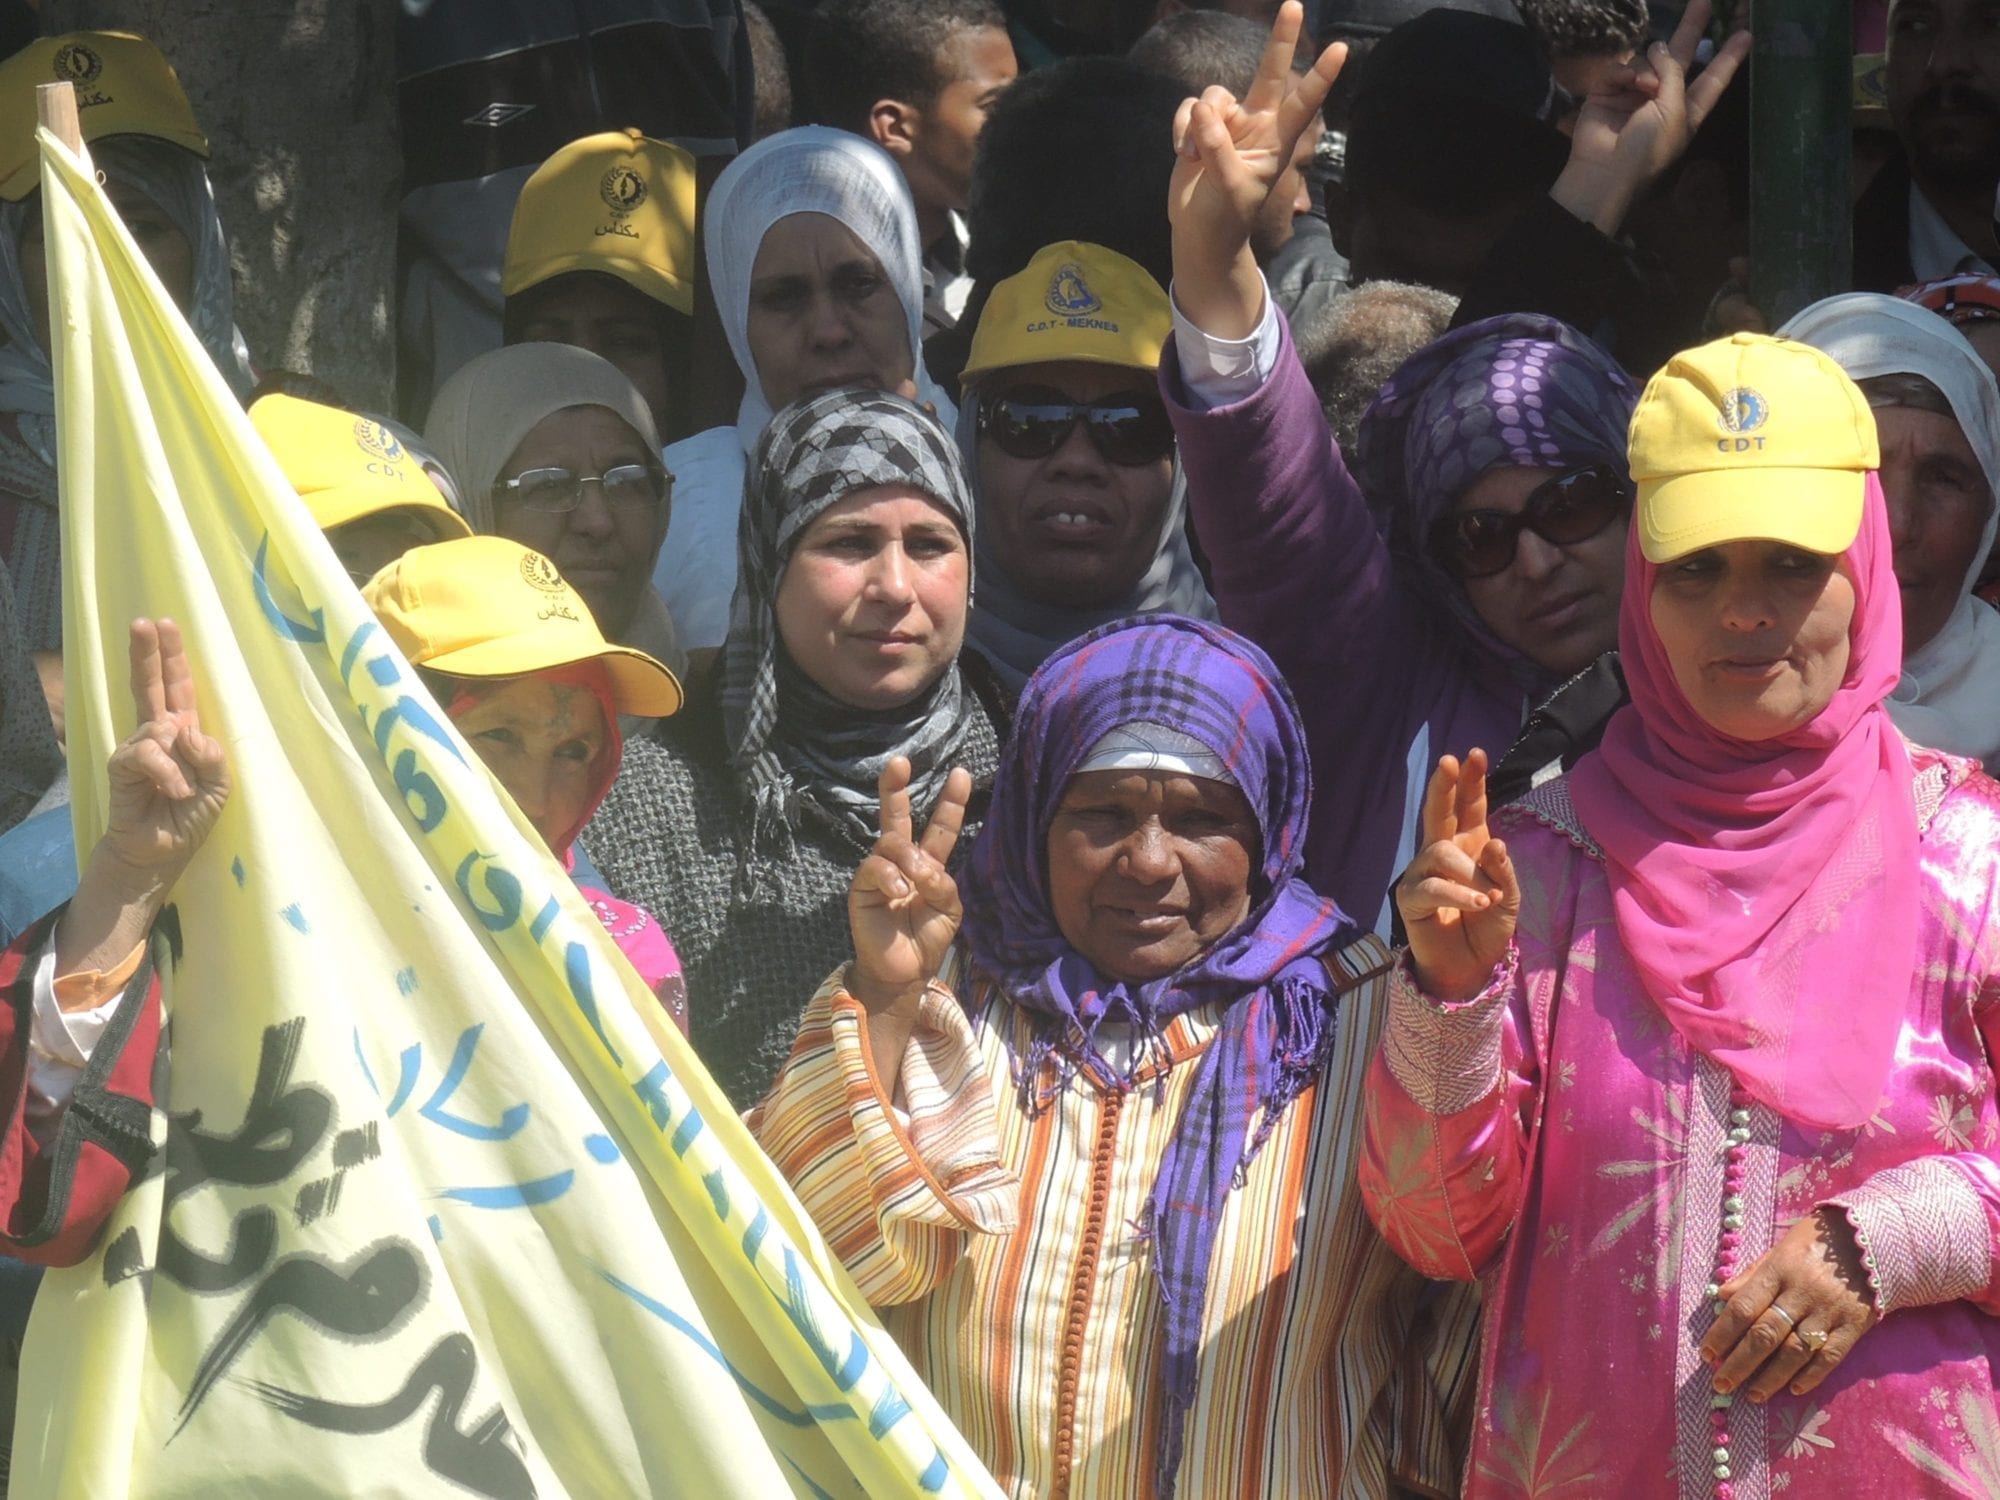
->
xmin=1514 ymin=0 xmax=1652 ymax=58
xmin=804 ymin=0 xmax=1008 ymax=134
xmin=1296 ymin=280 xmax=1459 ymax=453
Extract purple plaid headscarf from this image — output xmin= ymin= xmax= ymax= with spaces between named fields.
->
xmin=961 ymin=613 xmax=1357 ymax=1498
xmin=1354 ymin=312 xmax=1637 ymax=696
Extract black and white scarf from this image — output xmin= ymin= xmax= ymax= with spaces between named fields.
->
xmin=721 ymin=387 xmax=977 ymax=852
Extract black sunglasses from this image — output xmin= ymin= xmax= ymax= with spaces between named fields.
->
xmin=977 ymin=385 xmax=1176 ymax=467
xmin=1427 ymin=463 xmax=1633 ymax=580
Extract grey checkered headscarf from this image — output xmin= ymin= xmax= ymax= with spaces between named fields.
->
xmin=722 ymin=386 xmax=976 ymax=852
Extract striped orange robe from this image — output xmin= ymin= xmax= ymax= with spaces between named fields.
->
xmin=750 ymin=934 xmax=1479 ymax=1499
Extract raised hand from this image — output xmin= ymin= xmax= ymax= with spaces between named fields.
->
xmin=846 ymin=756 xmax=973 ymax=1087
xmin=100 ymin=619 xmax=230 ymax=882
xmin=1168 ymin=0 xmax=1345 ymax=337
xmin=1395 ymin=749 xmax=1520 ymax=1001
xmin=1701 ymin=1209 xmax=1878 ymax=1403
xmin=55 ymin=619 xmax=230 ymax=985
xmin=1554 ymin=0 xmax=1753 ymax=236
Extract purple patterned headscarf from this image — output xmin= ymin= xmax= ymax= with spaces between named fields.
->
xmin=961 ymin=613 xmax=1357 ymax=1498
xmin=1354 ymin=313 xmax=1637 ymax=695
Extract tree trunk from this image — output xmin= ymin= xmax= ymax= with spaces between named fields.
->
xmin=40 ymin=0 xmax=400 ymax=410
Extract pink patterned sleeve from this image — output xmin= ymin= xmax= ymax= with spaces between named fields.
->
xmin=1359 ymin=948 xmax=1540 ymax=1281
xmin=1819 ymin=981 xmax=2000 ymax=1318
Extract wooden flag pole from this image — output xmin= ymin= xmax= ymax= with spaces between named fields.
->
xmin=36 ymin=80 xmax=82 ymax=154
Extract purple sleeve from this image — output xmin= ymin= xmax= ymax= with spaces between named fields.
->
xmin=1160 ymin=319 xmax=1411 ymax=708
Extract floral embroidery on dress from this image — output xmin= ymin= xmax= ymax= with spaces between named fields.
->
xmin=1899 ymin=1391 xmax=2000 ymax=1497
xmin=1930 ymin=1095 xmax=1976 ymax=1151
xmin=1477 ymin=1386 xmax=1605 ymax=1497
xmin=1774 ymin=1405 xmax=1834 ymax=1460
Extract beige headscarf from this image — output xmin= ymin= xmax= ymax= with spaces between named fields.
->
xmin=423 ymin=342 xmax=665 ymax=532
xmin=422 ymin=342 xmax=683 ymax=685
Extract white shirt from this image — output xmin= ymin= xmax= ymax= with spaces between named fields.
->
xmin=1908 ymin=182 xmax=1997 ymax=282
xmin=25 ymin=944 xmax=128 ymax=1146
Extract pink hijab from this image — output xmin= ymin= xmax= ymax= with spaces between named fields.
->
xmin=1567 ymin=475 xmax=1918 ymax=1130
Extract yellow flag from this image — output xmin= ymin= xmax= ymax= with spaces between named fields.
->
xmin=20 ymin=125 xmax=1000 ymax=1500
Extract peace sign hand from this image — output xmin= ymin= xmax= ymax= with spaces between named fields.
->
xmin=849 ymin=756 xmax=972 ymax=1011
xmin=99 ymin=618 xmax=231 ymax=889
xmin=1554 ymin=0 xmax=1752 ymax=235
xmin=1395 ymin=749 xmax=1520 ymax=1001
xmin=1169 ymin=1 xmax=1346 ymax=281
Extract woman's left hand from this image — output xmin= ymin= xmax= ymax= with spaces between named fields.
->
xmin=1701 ymin=1207 xmax=1879 ymax=1402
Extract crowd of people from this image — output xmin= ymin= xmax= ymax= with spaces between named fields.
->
xmin=1 ymin=0 xmax=1999 ymax=1495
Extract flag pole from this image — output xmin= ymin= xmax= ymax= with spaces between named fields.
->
xmin=36 ymin=80 xmax=82 ymax=153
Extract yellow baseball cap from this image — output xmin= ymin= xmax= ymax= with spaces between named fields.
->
xmin=0 ymin=33 xmax=208 ymax=201
xmin=250 ymin=393 xmax=471 ymax=543
xmin=502 ymin=130 xmax=698 ymax=316
xmin=1628 ymin=333 xmax=1879 ymax=565
xmin=362 ymin=537 xmax=682 ymax=718
xmin=961 ymin=240 xmax=1171 ymax=386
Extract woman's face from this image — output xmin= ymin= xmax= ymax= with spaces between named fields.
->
xmin=20 ymin=178 xmax=195 ymax=350
xmin=975 ymin=360 xmax=1177 ymax=608
xmin=493 ymin=405 xmax=669 ymax=642
xmin=1649 ymin=541 xmax=1857 ymax=742
xmin=1453 ymin=464 xmax=1628 ymax=679
xmin=1045 ymin=769 xmax=1259 ymax=984
xmin=1873 ymin=403 xmax=1991 ymax=654
xmin=773 ymin=482 xmax=968 ymax=709
xmin=512 ymin=274 xmax=679 ymax=441
xmin=451 ymin=675 xmax=610 ymax=850
xmin=745 ymin=212 xmax=913 ymax=411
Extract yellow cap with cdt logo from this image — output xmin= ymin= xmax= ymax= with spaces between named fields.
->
xmin=362 ymin=537 xmax=682 ymax=717
xmin=0 ymin=32 xmax=208 ymax=200
xmin=503 ymin=129 xmax=698 ymax=316
xmin=1628 ymin=332 xmax=1879 ymax=565
xmin=250 ymin=393 xmax=470 ymax=543
xmin=961 ymin=240 xmax=1171 ymax=386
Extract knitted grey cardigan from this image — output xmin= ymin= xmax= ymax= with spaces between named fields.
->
xmin=586 ymin=663 xmax=1009 ymax=1108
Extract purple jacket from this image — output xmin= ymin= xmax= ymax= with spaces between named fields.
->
xmin=1162 ymin=323 xmax=1523 ymax=929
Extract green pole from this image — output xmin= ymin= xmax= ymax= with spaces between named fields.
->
xmin=1748 ymin=1 xmax=1853 ymax=327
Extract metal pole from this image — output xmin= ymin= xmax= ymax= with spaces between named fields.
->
xmin=1749 ymin=1 xmax=1853 ymax=327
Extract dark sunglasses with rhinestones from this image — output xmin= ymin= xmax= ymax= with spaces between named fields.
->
xmin=492 ymin=463 xmax=670 ymax=514
xmin=1427 ymin=463 xmax=1634 ymax=581
xmin=976 ymin=384 xmax=1177 ymax=467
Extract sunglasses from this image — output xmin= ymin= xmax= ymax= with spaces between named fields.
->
xmin=977 ymin=385 xmax=1176 ymax=466
xmin=1428 ymin=463 xmax=1633 ymax=580
xmin=493 ymin=464 xmax=668 ymax=514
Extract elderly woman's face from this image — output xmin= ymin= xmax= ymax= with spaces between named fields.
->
xmin=450 ymin=674 xmax=609 ymax=851
xmin=774 ymin=482 xmax=968 ymax=709
xmin=1045 ymin=769 xmax=1258 ymax=983
xmin=1650 ymin=541 xmax=1856 ymax=742
xmin=1873 ymin=403 xmax=1991 ymax=653
xmin=1452 ymin=463 xmax=1629 ymax=679
xmin=746 ymin=213 xmax=914 ymax=411
xmin=975 ymin=360 xmax=1177 ymax=608
xmin=19 ymin=179 xmax=194 ymax=350
xmin=493 ymin=405 xmax=669 ymax=643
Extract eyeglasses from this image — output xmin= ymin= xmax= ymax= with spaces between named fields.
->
xmin=977 ymin=386 xmax=1176 ymax=467
xmin=1427 ymin=463 xmax=1633 ymax=580
xmin=493 ymin=464 xmax=668 ymax=514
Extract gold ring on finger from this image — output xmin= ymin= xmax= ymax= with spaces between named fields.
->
xmin=1796 ymin=1328 xmax=1829 ymax=1355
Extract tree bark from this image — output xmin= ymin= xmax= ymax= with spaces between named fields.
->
xmin=40 ymin=0 xmax=400 ymax=410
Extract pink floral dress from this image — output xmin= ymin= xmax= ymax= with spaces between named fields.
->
xmin=1361 ymin=751 xmax=2000 ymax=1500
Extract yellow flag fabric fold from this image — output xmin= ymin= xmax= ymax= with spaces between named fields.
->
xmin=21 ymin=125 xmax=1000 ymax=1500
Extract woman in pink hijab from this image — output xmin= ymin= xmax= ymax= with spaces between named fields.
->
xmin=1362 ymin=333 xmax=2000 ymax=1498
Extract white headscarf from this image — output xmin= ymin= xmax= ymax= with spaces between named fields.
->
xmin=703 ymin=126 xmax=955 ymax=448
xmin=1782 ymin=292 xmax=2000 ymax=765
